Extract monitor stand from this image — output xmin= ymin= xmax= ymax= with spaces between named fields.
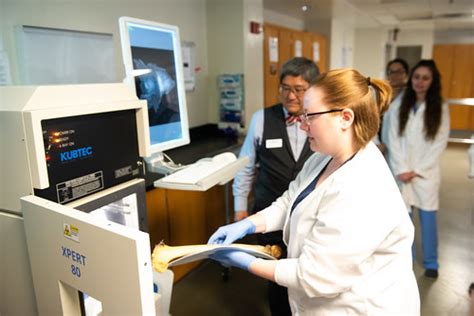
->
xmin=145 ymin=152 xmax=185 ymax=175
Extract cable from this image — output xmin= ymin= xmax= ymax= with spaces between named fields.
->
xmin=160 ymin=153 xmax=187 ymax=173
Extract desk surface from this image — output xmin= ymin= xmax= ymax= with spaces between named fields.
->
xmin=145 ymin=124 xmax=242 ymax=189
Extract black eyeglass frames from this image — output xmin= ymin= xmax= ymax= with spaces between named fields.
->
xmin=279 ymin=85 xmax=308 ymax=97
xmin=301 ymin=109 xmax=343 ymax=123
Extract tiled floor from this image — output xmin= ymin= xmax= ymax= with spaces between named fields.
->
xmin=412 ymin=143 xmax=474 ymax=315
xmin=170 ymin=143 xmax=474 ymax=315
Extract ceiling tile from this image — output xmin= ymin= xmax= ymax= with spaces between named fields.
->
xmin=263 ymin=0 xmax=474 ymax=31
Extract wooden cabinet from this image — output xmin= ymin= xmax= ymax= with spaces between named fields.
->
xmin=263 ymin=24 xmax=281 ymax=108
xmin=310 ymin=33 xmax=327 ymax=73
xmin=433 ymin=44 xmax=474 ymax=131
xmin=263 ymin=23 xmax=327 ymax=107
xmin=146 ymin=184 xmax=230 ymax=282
xmin=279 ymin=29 xmax=294 ymax=69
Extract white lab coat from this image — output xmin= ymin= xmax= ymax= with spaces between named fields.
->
xmin=387 ymin=102 xmax=450 ymax=211
xmin=259 ymin=142 xmax=420 ymax=315
xmin=371 ymin=92 xmax=401 ymax=161
xmin=380 ymin=91 xmax=403 ymax=149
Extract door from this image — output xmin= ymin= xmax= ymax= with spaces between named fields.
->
xmin=0 ymin=212 xmax=37 ymax=315
xmin=433 ymin=44 xmax=474 ymax=131
xmin=396 ymin=45 xmax=422 ymax=70
xmin=264 ymin=24 xmax=281 ymax=107
xmin=21 ymin=194 xmax=155 ymax=315
xmin=311 ymin=33 xmax=328 ymax=73
xmin=263 ymin=24 xmax=328 ymax=107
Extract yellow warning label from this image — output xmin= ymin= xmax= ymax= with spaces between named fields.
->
xmin=70 ymin=224 xmax=79 ymax=235
xmin=64 ymin=225 xmax=71 ymax=237
xmin=63 ymin=223 xmax=80 ymax=242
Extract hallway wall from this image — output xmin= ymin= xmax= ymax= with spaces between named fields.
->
xmin=0 ymin=0 xmax=265 ymax=129
xmin=0 ymin=0 xmax=211 ymax=127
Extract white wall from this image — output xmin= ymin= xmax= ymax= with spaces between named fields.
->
xmin=0 ymin=0 xmax=4 ymax=50
xmin=435 ymin=29 xmax=474 ymax=44
xmin=206 ymin=0 xmax=244 ymax=124
xmin=206 ymin=0 xmax=264 ymax=129
xmin=243 ymin=0 xmax=264 ymax=128
xmin=353 ymin=28 xmax=388 ymax=79
xmin=353 ymin=26 xmax=474 ymax=80
xmin=330 ymin=19 xmax=355 ymax=69
xmin=305 ymin=19 xmax=332 ymax=69
xmin=0 ymin=0 xmax=264 ymax=129
xmin=3 ymin=0 xmax=460 ymax=130
xmin=395 ymin=28 xmax=434 ymax=59
xmin=0 ymin=0 xmax=211 ymax=127
xmin=263 ymin=9 xmax=304 ymax=30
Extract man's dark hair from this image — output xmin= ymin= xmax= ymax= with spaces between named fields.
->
xmin=279 ymin=57 xmax=320 ymax=84
xmin=469 ymin=282 xmax=474 ymax=295
xmin=386 ymin=58 xmax=409 ymax=75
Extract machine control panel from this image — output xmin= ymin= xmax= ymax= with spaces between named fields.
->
xmin=34 ymin=109 xmax=144 ymax=204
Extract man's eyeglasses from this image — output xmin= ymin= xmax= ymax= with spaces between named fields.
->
xmin=280 ymin=84 xmax=308 ymax=97
xmin=301 ymin=109 xmax=343 ymax=123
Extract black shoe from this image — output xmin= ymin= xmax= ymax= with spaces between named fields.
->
xmin=424 ymin=269 xmax=438 ymax=278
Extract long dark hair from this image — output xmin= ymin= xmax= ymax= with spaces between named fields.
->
xmin=398 ymin=59 xmax=443 ymax=140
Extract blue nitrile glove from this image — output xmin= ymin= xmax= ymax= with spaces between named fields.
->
xmin=210 ymin=249 xmax=257 ymax=271
xmin=207 ymin=219 xmax=256 ymax=245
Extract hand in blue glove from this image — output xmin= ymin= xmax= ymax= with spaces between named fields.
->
xmin=210 ymin=249 xmax=257 ymax=271
xmin=207 ymin=219 xmax=256 ymax=245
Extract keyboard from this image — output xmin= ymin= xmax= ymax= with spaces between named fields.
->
xmin=160 ymin=152 xmax=237 ymax=185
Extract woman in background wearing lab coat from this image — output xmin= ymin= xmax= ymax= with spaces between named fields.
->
xmin=388 ymin=60 xmax=450 ymax=279
xmin=208 ymin=68 xmax=420 ymax=315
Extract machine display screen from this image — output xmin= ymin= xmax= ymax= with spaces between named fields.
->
xmin=120 ymin=17 xmax=190 ymax=155
xmin=34 ymin=110 xmax=143 ymax=204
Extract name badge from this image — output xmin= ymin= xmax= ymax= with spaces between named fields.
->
xmin=265 ymin=138 xmax=283 ymax=149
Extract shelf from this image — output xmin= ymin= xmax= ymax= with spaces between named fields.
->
xmin=153 ymin=156 xmax=248 ymax=191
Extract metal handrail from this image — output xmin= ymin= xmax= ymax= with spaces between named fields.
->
xmin=447 ymin=98 xmax=474 ymax=106
xmin=448 ymin=137 xmax=474 ymax=144
xmin=446 ymin=98 xmax=474 ymax=143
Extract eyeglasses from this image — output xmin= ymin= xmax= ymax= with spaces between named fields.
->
xmin=301 ymin=109 xmax=343 ymax=123
xmin=280 ymin=84 xmax=308 ymax=97
xmin=387 ymin=69 xmax=406 ymax=76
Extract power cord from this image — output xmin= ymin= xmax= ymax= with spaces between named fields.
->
xmin=146 ymin=153 xmax=187 ymax=175
xmin=161 ymin=153 xmax=187 ymax=173
xmin=156 ymin=153 xmax=187 ymax=175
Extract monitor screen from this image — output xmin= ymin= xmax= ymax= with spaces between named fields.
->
xmin=119 ymin=17 xmax=190 ymax=155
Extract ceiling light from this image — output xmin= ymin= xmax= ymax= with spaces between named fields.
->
xmin=301 ymin=5 xmax=311 ymax=12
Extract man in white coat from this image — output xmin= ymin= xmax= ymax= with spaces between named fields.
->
xmin=209 ymin=69 xmax=420 ymax=315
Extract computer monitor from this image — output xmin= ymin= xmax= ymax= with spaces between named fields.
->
xmin=119 ymin=17 xmax=190 ymax=162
